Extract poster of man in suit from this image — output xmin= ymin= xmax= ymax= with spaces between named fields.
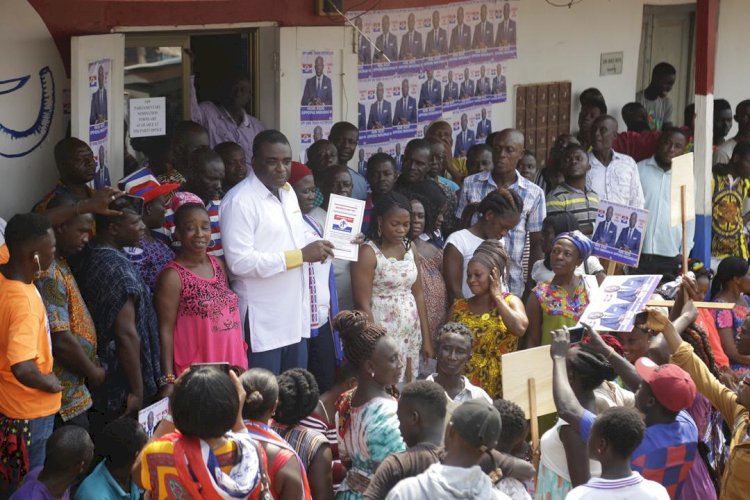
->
xmin=592 ymin=200 xmax=649 ymax=267
xmin=299 ymin=50 xmax=334 ymax=157
xmin=352 ymin=1 xmax=519 ymax=157
xmin=88 ymin=58 xmax=110 ymax=188
xmin=301 ymin=55 xmax=332 ymax=106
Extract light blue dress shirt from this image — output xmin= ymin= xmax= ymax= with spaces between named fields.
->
xmin=637 ymin=156 xmax=695 ymax=257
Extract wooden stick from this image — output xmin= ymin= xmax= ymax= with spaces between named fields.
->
xmin=646 ymin=300 xmax=734 ymax=310
xmin=681 ymin=185 xmax=688 ymax=275
xmin=528 ymin=378 xmax=540 ymax=471
xmin=405 ymin=358 xmax=413 ymax=383
xmin=606 ymin=260 xmax=616 ymax=276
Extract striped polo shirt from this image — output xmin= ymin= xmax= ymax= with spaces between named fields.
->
xmin=546 ymin=183 xmax=600 ymax=230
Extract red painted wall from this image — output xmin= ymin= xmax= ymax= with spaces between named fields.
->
xmin=29 ymin=0 xmax=457 ymax=72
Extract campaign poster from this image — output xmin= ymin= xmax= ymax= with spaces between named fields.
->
xmin=580 ymin=275 xmax=661 ymax=332
xmin=138 ymin=397 xmax=170 ymax=438
xmin=300 ymin=51 xmax=334 ymax=121
xmin=300 ymin=121 xmax=331 ymax=163
xmin=300 ymin=50 xmax=335 ymax=157
xmin=353 ymin=1 xmax=515 ymax=158
xmin=591 ymin=200 xmax=649 ymax=267
xmin=88 ymin=58 xmax=111 ymax=188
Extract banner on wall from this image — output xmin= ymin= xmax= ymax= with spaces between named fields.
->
xmin=88 ymin=58 xmax=111 ymax=189
xmin=300 ymin=50 xmax=335 ymax=160
xmin=352 ymin=0 xmax=517 ymax=169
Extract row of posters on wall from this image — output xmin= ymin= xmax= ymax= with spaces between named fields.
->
xmin=299 ymin=0 xmax=520 ymax=173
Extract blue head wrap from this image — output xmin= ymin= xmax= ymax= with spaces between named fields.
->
xmin=553 ymin=230 xmax=594 ymax=260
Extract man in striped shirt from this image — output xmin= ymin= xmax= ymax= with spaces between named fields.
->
xmin=546 ymin=144 xmax=600 ymax=236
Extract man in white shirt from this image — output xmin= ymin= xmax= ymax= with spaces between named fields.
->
xmin=586 ymin=115 xmax=644 ymax=208
xmin=220 ymin=130 xmax=334 ymax=373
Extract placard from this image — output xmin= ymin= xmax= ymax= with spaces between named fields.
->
xmin=323 ymin=194 xmax=366 ymax=261
xmin=502 ymin=345 xmax=555 ymax=417
xmin=670 ymin=152 xmax=695 ymax=226
xmin=579 ymin=274 xmax=661 ymax=332
xmin=591 ymin=199 xmax=649 ymax=267
xmin=129 ymin=97 xmax=166 ymax=138
xmin=138 ymin=397 xmax=170 ymax=438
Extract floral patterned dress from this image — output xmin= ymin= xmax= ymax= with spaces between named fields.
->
xmin=532 ymin=280 xmax=589 ymax=346
xmin=366 ymin=241 xmax=422 ymax=382
xmin=709 ymin=299 xmax=750 ymax=376
xmin=451 ymin=295 xmax=518 ymax=399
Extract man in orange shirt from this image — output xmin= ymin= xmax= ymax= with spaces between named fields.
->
xmin=0 ymin=213 xmax=62 ymax=493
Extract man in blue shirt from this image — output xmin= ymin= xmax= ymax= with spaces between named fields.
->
xmin=551 ymin=326 xmax=698 ymax=499
xmin=635 ymin=129 xmax=692 ymax=277
xmin=76 ymin=417 xmax=147 ymax=499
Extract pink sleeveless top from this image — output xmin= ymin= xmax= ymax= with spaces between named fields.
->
xmin=166 ymin=256 xmax=248 ymax=375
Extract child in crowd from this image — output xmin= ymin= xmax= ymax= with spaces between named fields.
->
xmin=466 ymin=143 xmax=493 ymax=176
xmin=75 ymin=418 xmax=147 ymax=500
xmin=516 ymin=150 xmax=537 ymax=182
xmin=13 ymin=426 xmax=94 ymax=500
xmin=566 ymin=407 xmax=669 ymax=499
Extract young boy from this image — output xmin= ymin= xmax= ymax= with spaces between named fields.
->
xmin=567 ymin=406 xmax=669 ymax=499
xmin=516 ymin=150 xmax=538 ymax=182
xmin=636 ymin=62 xmax=676 ymax=131
xmin=466 ymin=143 xmax=493 ymax=176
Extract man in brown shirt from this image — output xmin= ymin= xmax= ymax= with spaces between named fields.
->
xmin=363 ymin=381 xmax=446 ymax=500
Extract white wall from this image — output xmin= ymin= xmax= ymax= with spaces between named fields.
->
xmin=0 ymin=0 xmax=68 ymax=220
xmin=715 ymin=0 xmax=750 ymax=137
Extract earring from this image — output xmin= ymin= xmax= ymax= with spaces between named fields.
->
xmin=33 ymin=254 xmax=43 ymax=278
xmin=370 ymin=372 xmax=375 ymax=378
xmin=377 ymin=227 xmax=382 ymax=238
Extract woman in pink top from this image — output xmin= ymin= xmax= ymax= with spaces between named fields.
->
xmin=155 ymin=193 xmax=247 ymax=387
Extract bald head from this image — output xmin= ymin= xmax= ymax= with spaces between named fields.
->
xmin=591 ymin=115 xmax=618 ymax=154
xmin=492 ymin=129 xmax=525 ymax=177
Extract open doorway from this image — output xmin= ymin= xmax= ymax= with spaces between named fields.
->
xmin=637 ymin=4 xmax=696 ymax=129
xmin=123 ymin=30 xmax=259 ymax=164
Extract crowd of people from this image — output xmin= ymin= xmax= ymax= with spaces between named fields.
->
xmin=2 ymin=58 xmax=750 ymax=499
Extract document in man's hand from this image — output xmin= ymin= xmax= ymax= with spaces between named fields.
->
xmin=323 ymin=194 xmax=365 ymax=261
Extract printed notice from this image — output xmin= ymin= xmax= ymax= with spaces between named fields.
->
xmin=323 ymin=194 xmax=366 ymax=261
xmin=129 ymin=97 xmax=166 ymax=138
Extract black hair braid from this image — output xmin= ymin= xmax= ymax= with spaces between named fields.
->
xmin=333 ymin=310 xmax=387 ymax=370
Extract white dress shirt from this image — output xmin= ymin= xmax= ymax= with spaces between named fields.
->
xmin=220 ymin=172 xmax=316 ymax=352
xmin=586 ymin=150 xmax=645 ymax=208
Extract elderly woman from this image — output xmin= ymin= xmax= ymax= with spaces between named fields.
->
xmin=526 ymin=230 xmax=593 ymax=347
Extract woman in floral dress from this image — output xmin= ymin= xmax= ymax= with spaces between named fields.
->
xmin=449 ymin=239 xmax=528 ymax=398
xmin=352 ymin=192 xmax=433 ymax=382
xmin=526 ymin=231 xmax=593 ymax=348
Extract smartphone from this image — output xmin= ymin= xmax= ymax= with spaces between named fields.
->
xmin=191 ymin=362 xmax=230 ymax=374
xmin=122 ymin=194 xmax=145 ymax=216
xmin=567 ymin=326 xmax=585 ymax=345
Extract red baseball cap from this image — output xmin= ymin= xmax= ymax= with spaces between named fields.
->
xmin=635 ymin=357 xmax=696 ymax=412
